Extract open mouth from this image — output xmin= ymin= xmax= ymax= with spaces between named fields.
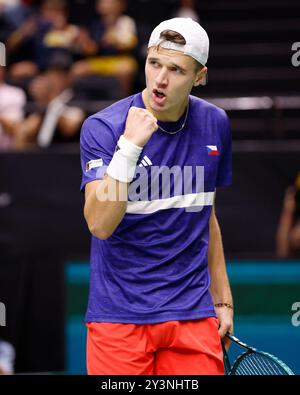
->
xmin=153 ymin=89 xmax=166 ymax=99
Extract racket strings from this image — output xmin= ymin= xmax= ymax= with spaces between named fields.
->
xmin=233 ymin=352 xmax=288 ymax=375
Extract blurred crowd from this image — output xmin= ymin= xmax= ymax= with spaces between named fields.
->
xmin=0 ymin=0 xmax=200 ymax=151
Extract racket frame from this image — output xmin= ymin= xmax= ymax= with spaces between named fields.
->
xmin=222 ymin=333 xmax=295 ymax=375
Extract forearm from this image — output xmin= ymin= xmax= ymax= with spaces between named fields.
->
xmin=84 ymin=176 xmax=128 ymax=240
xmin=0 ymin=117 xmax=18 ymax=136
xmin=83 ymin=107 xmax=158 ymax=240
xmin=208 ymin=208 xmax=233 ymax=305
xmin=7 ymin=30 xmax=24 ymax=51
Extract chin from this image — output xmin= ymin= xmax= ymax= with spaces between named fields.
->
xmin=149 ymin=98 xmax=168 ymax=112
xmin=151 ymin=104 xmax=165 ymax=112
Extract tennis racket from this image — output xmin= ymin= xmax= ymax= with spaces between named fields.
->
xmin=222 ymin=333 xmax=295 ymax=375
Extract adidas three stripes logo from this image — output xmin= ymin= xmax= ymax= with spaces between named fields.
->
xmin=138 ymin=155 xmax=153 ymax=167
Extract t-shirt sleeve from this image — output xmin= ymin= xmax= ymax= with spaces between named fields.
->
xmin=216 ymin=111 xmax=232 ymax=187
xmin=5 ymin=89 xmax=26 ymax=121
xmin=80 ymin=116 xmax=117 ymax=192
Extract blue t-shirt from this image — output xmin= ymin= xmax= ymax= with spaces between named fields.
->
xmin=80 ymin=92 xmax=232 ymax=324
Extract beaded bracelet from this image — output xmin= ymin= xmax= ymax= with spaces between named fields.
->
xmin=214 ymin=302 xmax=234 ymax=310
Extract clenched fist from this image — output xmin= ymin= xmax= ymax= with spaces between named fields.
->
xmin=123 ymin=107 xmax=158 ymax=147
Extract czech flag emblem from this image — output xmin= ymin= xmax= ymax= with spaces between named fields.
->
xmin=206 ymin=145 xmax=219 ymax=156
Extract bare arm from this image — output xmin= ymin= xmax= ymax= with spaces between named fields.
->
xmin=14 ymin=113 xmax=42 ymax=149
xmin=0 ymin=116 xmax=19 ymax=137
xmin=208 ymin=205 xmax=233 ymax=348
xmin=83 ymin=106 xmax=158 ymax=240
xmin=84 ymin=177 xmax=128 ymax=240
xmin=7 ymin=17 xmax=37 ymax=52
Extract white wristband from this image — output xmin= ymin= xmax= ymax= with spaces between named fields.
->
xmin=106 ymin=135 xmax=143 ymax=183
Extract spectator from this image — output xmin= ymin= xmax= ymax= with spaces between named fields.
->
xmin=14 ymin=54 xmax=85 ymax=150
xmin=0 ymin=65 xmax=26 ymax=150
xmin=7 ymin=0 xmax=80 ymax=81
xmin=71 ymin=0 xmax=138 ymax=96
xmin=276 ymin=172 xmax=300 ymax=258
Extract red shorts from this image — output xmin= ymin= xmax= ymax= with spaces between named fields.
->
xmin=86 ymin=317 xmax=224 ymax=375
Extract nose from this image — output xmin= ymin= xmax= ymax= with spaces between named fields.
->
xmin=155 ymin=67 xmax=168 ymax=87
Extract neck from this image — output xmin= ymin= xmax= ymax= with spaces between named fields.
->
xmin=142 ymin=89 xmax=188 ymax=122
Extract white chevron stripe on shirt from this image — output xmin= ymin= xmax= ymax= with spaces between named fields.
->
xmin=126 ymin=191 xmax=215 ymax=214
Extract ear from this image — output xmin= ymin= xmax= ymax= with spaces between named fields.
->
xmin=194 ymin=67 xmax=207 ymax=87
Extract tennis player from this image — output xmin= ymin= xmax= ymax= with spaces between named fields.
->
xmin=80 ymin=17 xmax=234 ymax=375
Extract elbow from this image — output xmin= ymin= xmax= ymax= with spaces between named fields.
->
xmin=87 ymin=221 xmax=112 ymax=240
xmin=84 ymin=207 xmax=110 ymax=240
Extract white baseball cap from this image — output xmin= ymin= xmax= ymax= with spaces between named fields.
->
xmin=148 ymin=17 xmax=210 ymax=67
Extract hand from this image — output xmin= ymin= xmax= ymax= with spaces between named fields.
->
xmin=215 ymin=306 xmax=234 ymax=350
xmin=123 ymin=107 xmax=158 ymax=147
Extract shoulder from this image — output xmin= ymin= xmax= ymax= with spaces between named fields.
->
xmin=190 ymin=95 xmax=228 ymax=122
xmin=0 ymin=84 xmax=26 ymax=104
xmin=189 ymin=96 xmax=231 ymax=144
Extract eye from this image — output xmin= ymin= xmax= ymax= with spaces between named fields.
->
xmin=170 ymin=67 xmax=184 ymax=74
xmin=149 ymin=60 xmax=160 ymax=68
